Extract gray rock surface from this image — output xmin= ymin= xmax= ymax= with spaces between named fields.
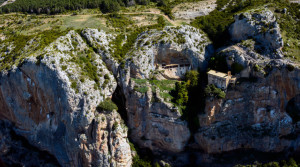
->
xmin=0 ymin=31 xmax=132 ymax=167
xmin=196 ymin=65 xmax=300 ymax=155
xmin=229 ymin=9 xmax=283 ymax=58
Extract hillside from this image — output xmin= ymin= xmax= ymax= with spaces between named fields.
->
xmin=0 ymin=0 xmax=300 ymax=167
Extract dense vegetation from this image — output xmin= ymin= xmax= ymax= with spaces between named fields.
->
xmin=0 ymin=0 xmax=204 ymax=18
xmin=171 ymin=70 xmax=207 ymax=131
xmin=235 ymin=158 xmax=300 ymax=167
xmin=0 ymin=0 xmax=150 ymax=14
xmin=109 ymin=15 xmax=166 ymax=63
xmin=204 ymin=84 xmax=226 ymax=99
xmin=0 ymin=28 xmax=70 ymax=70
xmin=97 ymin=98 xmax=118 ymax=112
xmin=191 ymin=0 xmax=298 ymax=47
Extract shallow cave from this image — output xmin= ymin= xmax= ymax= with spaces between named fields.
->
xmin=286 ymin=94 xmax=300 ymax=123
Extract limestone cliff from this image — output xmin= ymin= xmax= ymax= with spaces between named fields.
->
xmin=196 ymin=66 xmax=300 ymax=154
xmin=83 ymin=25 xmax=213 ymax=155
xmin=0 ymin=8 xmax=299 ymax=167
xmin=229 ymin=8 xmax=283 ymax=58
xmin=0 ymin=31 xmax=132 ymax=167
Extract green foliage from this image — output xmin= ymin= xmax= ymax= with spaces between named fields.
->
xmin=61 ymin=65 xmax=67 ymax=70
xmin=70 ymin=50 xmax=100 ymax=86
xmin=176 ymin=33 xmax=186 ymax=44
xmin=204 ymin=84 xmax=226 ymax=99
xmin=134 ymin=86 xmax=149 ymax=93
xmin=157 ymin=0 xmax=202 ymax=19
xmin=97 ymin=98 xmax=118 ymax=112
xmin=0 ymin=28 xmax=68 ymax=71
xmin=106 ymin=13 xmax=134 ymax=29
xmin=100 ymin=0 xmax=121 ymax=13
xmin=235 ymin=157 xmax=299 ymax=167
xmin=157 ymin=16 xmax=166 ymax=28
xmin=191 ymin=8 xmax=233 ymax=47
xmin=185 ymin=70 xmax=199 ymax=87
xmin=132 ymin=155 xmax=152 ymax=167
xmin=173 ymin=82 xmax=189 ymax=106
xmin=0 ymin=0 xmax=128 ymax=14
xmin=71 ymin=81 xmax=77 ymax=89
xmin=110 ymin=18 xmax=166 ymax=62
xmin=129 ymin=142 xmax=136 ymax=152
xmin=191 ymin=0 xmax=292 ymax=47
xmin=112 ymin=122 xmax=119 ymax=130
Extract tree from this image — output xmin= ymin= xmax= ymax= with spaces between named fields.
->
xmin=97 ymin=99 xmax=118 ymax=112
xmin=157 ymin=16 xmax=166 ymax=28
xmin=185 ymin=70 xmax=199 ymax=87
xmin=204 ymin=84 xmax=226 ymax=99
xmin=100 ymin=0 xmax=121 ymax=13
xmin=174 ymin=82 xmax=188 ymax=106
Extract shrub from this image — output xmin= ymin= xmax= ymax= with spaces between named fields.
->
xmin=204 ymin=84 xmax=226 ymax=99
xmin=71 ymin=81 xmax=77 ymax=89
xmin=134 ymin=86 xmax=149 ymax=94
xmin=185 ymin=70 xmax=199 ymax=87
xmin=132 ymin=155 xmax=151 ymax=167
xmin=97 ymin=99 xmax=118 ymax=112
xmin=61 ymin=65 xmax=67 ymax=71
xmin=112 ymin=122 xmax=118 ymax=130
xmin=173 ymin=82 xmax=189 ymax=105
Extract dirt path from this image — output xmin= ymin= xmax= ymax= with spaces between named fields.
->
xmin=172 ymin=0 xmax=217 ymax=20
xmin=121 ymin=8 xmax=180 ymax=26
xmin=54 ymin=8 xmax=180 ymax=26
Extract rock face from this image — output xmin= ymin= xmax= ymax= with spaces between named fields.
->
xmin=172 ymin=0 xmax=217 ymax=20
xmin=229 ymin=9 xmax=283 ymax=58
xmin=83 ymin=25 xmax=213 ymax=155
xmin=114 ymin=26 xmax=213 ymax=154
xmin=0 ymin=31 xmax=132 ymax=167
xmin=195 ymin=61 xmax=300 ymax=156
xmin=0 ymin=120 xmax=61 ymax=167
xmin=0 ymin=9 xmax=299 ymax=166
xmin=128 ymin=25 xmax=213 ymax=79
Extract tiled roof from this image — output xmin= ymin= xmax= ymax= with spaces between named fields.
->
xmin=207 ymin=70 xmax=229 ymax=78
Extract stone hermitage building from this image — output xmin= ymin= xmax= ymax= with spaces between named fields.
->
xmin=207 ymin=70 xmax=237 ymax=89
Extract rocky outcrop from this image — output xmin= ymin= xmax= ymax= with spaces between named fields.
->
xmin=195 ymin=64 xmax=300 ymax=155
xmin=122 ymin=79 xmax=190 ymax=154
xmin=0 ymin=120 xmax=61 ymax=166
xmin=0 ymin=31 xmax=132 ymax=167
xmin=229 ymin=9 xmax=283 ymax=58
xmin=172 ymin=0 xmax=217 ymax=20
xmin=82 ymin=25 xmax=213 ymax=155
xmin=127 ymin=25 xmax=213 ymax=79
xmin=116 ymin=26 xmax=213 ymax=154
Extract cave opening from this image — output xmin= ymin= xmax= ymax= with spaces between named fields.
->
xmin=112 ymin=84 xmax=128 ymax=123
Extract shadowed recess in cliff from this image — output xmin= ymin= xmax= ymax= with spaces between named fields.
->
xmin=0 ymin=120 xmax=61 ymax=167
xmin=112 ymin=84 xmax=128 ymax=123
xmin=286 ymin=94 xmax=300 ymax=123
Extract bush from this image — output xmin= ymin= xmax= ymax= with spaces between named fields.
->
xmin=71 ymin=81 xmax=77 ymax=89
xmin=173 ymin=82 xmax=189 ymax=105
xmin=185 ymin=70 xmax=199 ymax=87
xmin=132 ymin=155 xmax=151 ymax=167
xmin=204 ymin=84 xmax=226 ymax=99
xmin=97 ymin=99 xmax=118 ymax=112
